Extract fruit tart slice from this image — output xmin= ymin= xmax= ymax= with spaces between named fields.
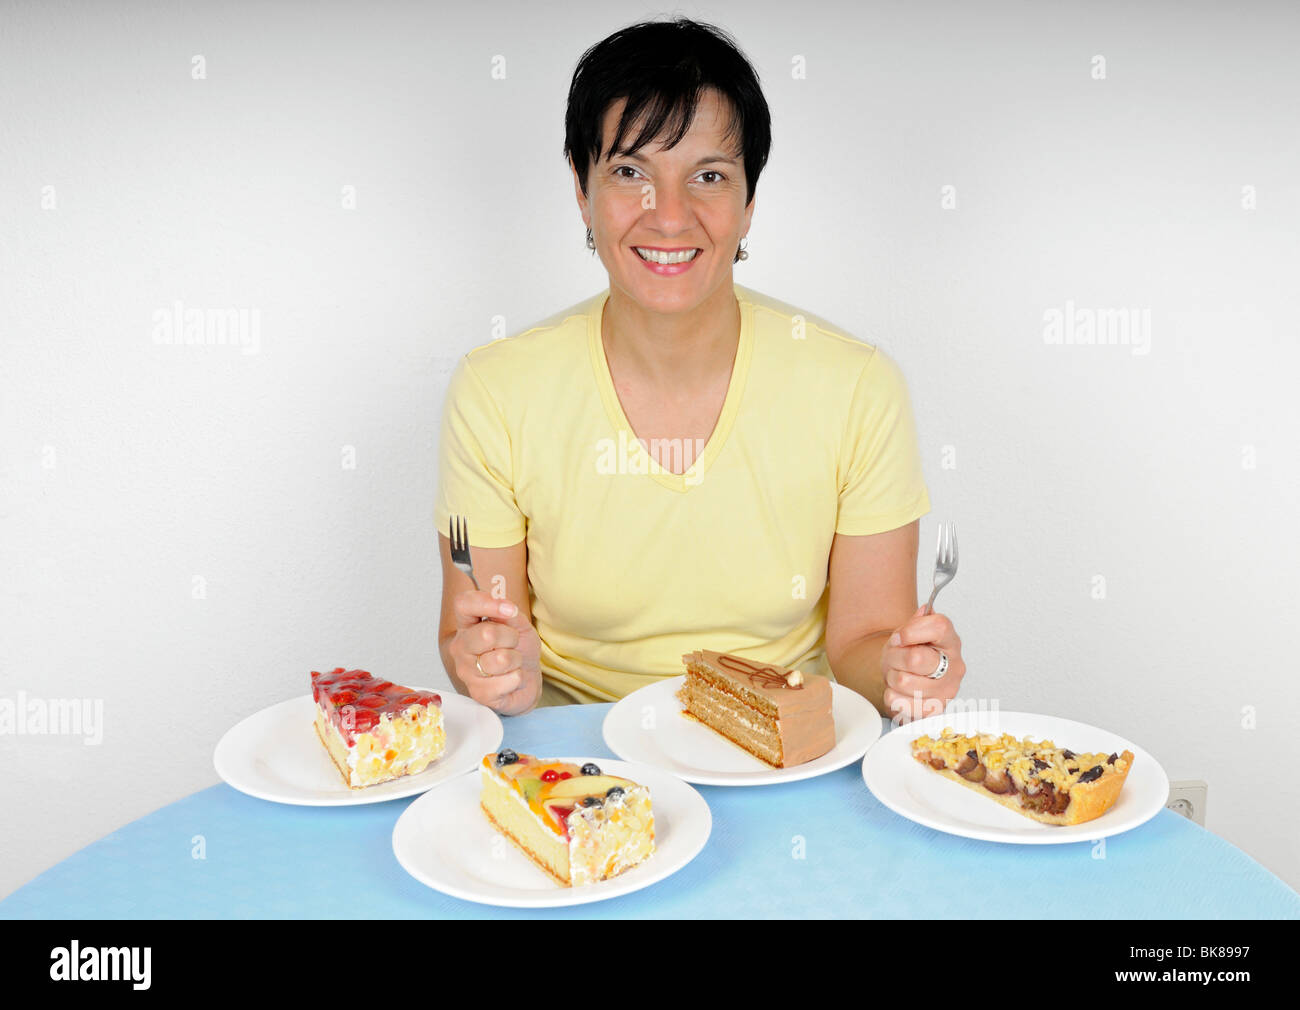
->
xmin=911 ymin=728 xmax=1135 ymax=825
xmin=479 ymin=750 xmax=655 ymax=886
xmin=311 ymin=668 xmax=446 ymax=788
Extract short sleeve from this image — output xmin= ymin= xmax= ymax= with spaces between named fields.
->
xmin=835 ymin=348 xmax=931 ymax=536
xmin=434 ymin=356 xmax=527 ymax=548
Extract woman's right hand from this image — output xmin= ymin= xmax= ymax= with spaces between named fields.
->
xmin=449 ymin=590 xmax=543 ymax=715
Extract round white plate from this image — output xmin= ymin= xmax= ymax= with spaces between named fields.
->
xmin=214 ymin=691 xmax=502 ymax=806
xmin=392 ymin=758 xmax=711 ymax=907
xmin=601 ymin=675 xmax=881 ymax=786
xmin=862 ymin=709 xmax=1169 ymax=844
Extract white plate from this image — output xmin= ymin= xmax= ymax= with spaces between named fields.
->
xmin=213 ymin=691 xmax=502 ymax=805
xmin=601 ymin=675 xmax=881 ymax=786
xmin=391 ymin=758 xmax=711 ymax=907
xmin=862 ymin=709 xmax=1169 ymax=843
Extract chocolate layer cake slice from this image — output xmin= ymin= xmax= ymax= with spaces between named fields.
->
xmin=677 ymin=650 xmax=836 ymax=767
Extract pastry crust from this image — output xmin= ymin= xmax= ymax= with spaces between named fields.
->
xmin=918 ymin=752 xmax=1134 ymax=825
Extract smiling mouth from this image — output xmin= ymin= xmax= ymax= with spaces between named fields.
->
xmin=633 ymin=247 xmax=702 ymax=265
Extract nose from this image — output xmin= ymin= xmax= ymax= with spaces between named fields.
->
xmin=643 ymin=178 xmax=694 ymax=236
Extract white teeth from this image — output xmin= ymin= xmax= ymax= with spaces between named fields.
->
xmin=635 ymin=247 xmax=699 ymax=265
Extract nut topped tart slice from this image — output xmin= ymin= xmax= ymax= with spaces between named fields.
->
xmin=311 ymin=668 xmax=446 ymax=789
xmin=480 ymin=750 xmax=655 ymax=886
xmin=912 ymin=728 xmax=1135 ymax=826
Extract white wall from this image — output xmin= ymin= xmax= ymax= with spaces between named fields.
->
xmin=2 ymin=0 xmax=1297 ymax=899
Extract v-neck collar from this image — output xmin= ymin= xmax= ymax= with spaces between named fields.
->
xmin=588 ymin=285 xmax=753 ymax=494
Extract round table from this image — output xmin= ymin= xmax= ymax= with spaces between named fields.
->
xmin=4 ymin=704 xmax=1298 ymax=918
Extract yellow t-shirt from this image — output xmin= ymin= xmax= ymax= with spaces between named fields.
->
xmin=435 ymin=283 xmax=930 ymax=704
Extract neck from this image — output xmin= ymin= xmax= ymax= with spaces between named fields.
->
xmin=601 ymin=280 xmax=741 ymax=394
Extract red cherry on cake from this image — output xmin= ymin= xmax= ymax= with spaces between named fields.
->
xmin=330 ymin=690 xmax=359 ymax=706
xmin=552 ymin=805 xmax=574 ymax=837
xmin=541 ymin=769 xmax=560 ymax=783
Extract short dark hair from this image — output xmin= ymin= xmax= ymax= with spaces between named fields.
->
xmin=564 ymin=17 xmax=772 ymax=207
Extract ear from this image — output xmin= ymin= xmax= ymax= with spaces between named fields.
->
xmin=742 ymin=187 xmax=756 ymax=236
xmin=569 ymin=156 xmax=590 ymax=226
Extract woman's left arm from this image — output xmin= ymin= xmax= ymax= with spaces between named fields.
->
xmin=825 ymin=520 xmax=966 ymax=722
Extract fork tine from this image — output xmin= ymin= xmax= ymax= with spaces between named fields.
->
xmin=948 ymin=523 xmax=958 ymax=570
xmin=458 ymin=515 xmax=467 ymax=554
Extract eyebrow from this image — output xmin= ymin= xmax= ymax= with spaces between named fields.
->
xmin=613 ymin=151 xmax=738 ymax=167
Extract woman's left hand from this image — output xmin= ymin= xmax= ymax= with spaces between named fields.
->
xmin=880 ymin=605 xmax=966 ymax=723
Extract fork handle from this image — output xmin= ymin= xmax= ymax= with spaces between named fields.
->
xmin=465 ymin=570 xmax=484 ymax=623
xmin=922 ymin=586 xmax=939 ymax=616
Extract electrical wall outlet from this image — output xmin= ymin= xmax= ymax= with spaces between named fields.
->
xmin=1166 ymin=780 xmax=1208 ymax=826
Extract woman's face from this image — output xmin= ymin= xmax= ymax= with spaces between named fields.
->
xmin=574 ymin=89 xmax=754 ymax=316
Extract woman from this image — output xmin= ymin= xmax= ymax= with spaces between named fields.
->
xmin=435 ymin=18 xmax=965 ymax=721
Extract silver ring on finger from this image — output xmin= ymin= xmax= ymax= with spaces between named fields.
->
xmin=927 ymin=648 xmax=949 ymax=680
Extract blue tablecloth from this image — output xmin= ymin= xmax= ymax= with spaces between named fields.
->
xmin=4 ymin=704 xmax=1298 ymax=919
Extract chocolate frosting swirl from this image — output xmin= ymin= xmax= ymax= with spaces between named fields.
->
xmin=716 ymin=654 xmax=803 ymax=690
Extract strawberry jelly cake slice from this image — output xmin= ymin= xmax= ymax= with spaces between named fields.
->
xmin=311 ymin=668 xmax=446 ymax=788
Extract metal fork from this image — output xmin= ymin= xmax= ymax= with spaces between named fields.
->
xmin=448 ymin=514 xmax=479 ymax=591
xmin=922 ymin=521 xmax=958 ymax=615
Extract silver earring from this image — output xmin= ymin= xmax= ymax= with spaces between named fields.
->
xmin=734 ymin=238 xmax=749 ymax=263
xmin=585 ymin=227 xmax=595 ymax=251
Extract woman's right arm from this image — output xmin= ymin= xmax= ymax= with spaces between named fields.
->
xmin=437 ymin=535 xmax=544 ymax=716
